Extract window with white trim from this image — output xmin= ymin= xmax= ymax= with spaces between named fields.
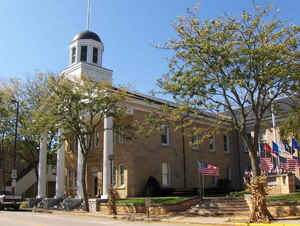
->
xmin=161 ymin=124 xmax=170 ymax=145
xmin=119 ymin=165 xmax=125 ymax=186
xmin=192 ymin=135 xmax=200 ymax=150
xmin=93 ymin=47 xmax=98 ymax=64
xmin=80 ymin=45 xmax=87 ymax=62
xmin=224 ymin=135 xmax=231 ymax=153
xmin=209 ymin=136 xmax=215 ymax=152
xmin=71 ymin=47 xmax=76 ymax=64
xmin=162 ymin=162 xmax=171 ymax=186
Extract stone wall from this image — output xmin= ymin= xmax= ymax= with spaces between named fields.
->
xmin=96 ymin=196 xmax=200 ymax=215
xmin=244 ymin=195 xmax=300 ymax=217
xmin=268 ymin=202 xmax=300 ymax=217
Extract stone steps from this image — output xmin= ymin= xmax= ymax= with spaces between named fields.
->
xmin=184 ymin=197 xmax=250 ymax=217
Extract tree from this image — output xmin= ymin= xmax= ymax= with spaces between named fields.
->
xmin=157 ymin=5 xmax=300 ymax=222
xmin=36 ymin=74 xmax=127 ymax=211
xmin=0 ymin=75 xmax=57 ymax=189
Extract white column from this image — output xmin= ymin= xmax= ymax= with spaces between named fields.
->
xmin=77 ymin=139 xmax=84 ymax=199
xmin=101 ymin=115 xmax=113 ymax=199
xmin=37 ymin=131 xmax=47 ymax=198
xmin=55 ymin=129 xmax=65 ymax=199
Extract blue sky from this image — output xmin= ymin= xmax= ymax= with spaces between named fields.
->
xmin=0 ymin=0 xmax=298 ymax=95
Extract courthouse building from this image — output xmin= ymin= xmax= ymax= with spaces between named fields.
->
xmin=45 ymin=29 xmax=250 ymax=199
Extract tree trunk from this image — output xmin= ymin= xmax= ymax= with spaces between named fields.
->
xmin=248 ymin=176 xmax=273 ymax=223
xmin=181 ymin=126 xmax=186 ymax=189
xmin=81 ymin=156 xmax=89 ymax=212
xmin=249 ymin=150 xmax=260 ymax=177
xmin=247 ymin=148 xmax=273 ymax=222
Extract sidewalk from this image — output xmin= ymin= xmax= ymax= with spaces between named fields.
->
xmin=34 ymin=209 xmax=300 ymax=225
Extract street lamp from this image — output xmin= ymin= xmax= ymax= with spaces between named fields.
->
xmin=11 ymin=99 xmax=19 ymax=195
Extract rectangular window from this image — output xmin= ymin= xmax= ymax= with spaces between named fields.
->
xmin=112 ymin=166 xmax=116 ymax=186
xmin=162 ymin=162 xmax=171 ymax=186
xmin=71 ymin=47 xmax=76 ymax=63
xmin=93 ymin=47 xmax=98 ymax=64
xmin=80 ymin=46 xmax=87 ymax=62
xmin=224 ymin=135 xmax=231 ymax=153
xmin=209 ymin=136 xmax=215 ymax=152
xmin=213 ymin=176 xmax=218 ymax=186
xmin=227 ymin=167 xmax=232 ymax=180
xmin=119 ymin=165 xmax=124 ymax=186
xmin=161 ymin=124 xmax=170 ymax=145
xmin=95 ymin=131 xmax=100 ymax=148
xmin=192 ymin=135 xmax=200 ymax=150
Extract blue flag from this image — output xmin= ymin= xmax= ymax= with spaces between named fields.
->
xmin=272 ymin=141 xmax=279 ymax=155
xmin=292 ymin=138 xmax=300 ymax=151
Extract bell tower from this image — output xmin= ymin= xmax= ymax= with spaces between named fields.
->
xmin=61 ymin=0 xmax=112 ymax=83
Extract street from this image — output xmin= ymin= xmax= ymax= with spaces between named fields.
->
xmin=0 ymin=210 xmax=212 ymax=226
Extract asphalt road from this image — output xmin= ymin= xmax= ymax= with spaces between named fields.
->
xmin=0 ymin=210 xmax=210 ymax=226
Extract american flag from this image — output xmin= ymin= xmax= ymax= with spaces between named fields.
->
xmin=260 ymin=157 xmax=273 ymax=172
xmin=198 ymin=161 xmax=219 ymax=176
xmin=286 ymin=158 xmax=300 ymax=171
xmin=279 ymin=156 xmax=287 ymax=170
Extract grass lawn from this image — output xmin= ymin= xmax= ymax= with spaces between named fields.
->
xmin=267 ymin=192 xmax=300 ymax=203
xmin=117 ymin=196 xmax=191 ymax=205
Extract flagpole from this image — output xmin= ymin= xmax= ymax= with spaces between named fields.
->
xmin=202 ymin=174 xmax=205 ymax=198
xmin=198 ymin=170 xmax=202 ymax=199
xmin=271 ymin=104 xmax=280 ymax=174
xmin=86 ymin=0 xmax=91 ymax=30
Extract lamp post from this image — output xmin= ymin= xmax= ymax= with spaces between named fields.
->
xmin=11 ymin=99 xmax=19 ymax=195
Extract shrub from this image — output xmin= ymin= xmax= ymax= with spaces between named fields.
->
xmin=160 ymin=187 xmax=175 ymax=196
xmin=217 ymin=179 xmax=232 ymax=193
xmin=144 ymin=176 xmax=161 ymax=197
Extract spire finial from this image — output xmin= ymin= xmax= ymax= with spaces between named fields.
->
xmin=86 ymin=0 xmax=91 ymax=30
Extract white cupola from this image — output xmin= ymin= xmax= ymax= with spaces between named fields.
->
xmin=61 ymin=30 xmax=113 ymax=83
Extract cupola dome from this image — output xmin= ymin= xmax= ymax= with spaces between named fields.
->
xmin=72 ymin=30 xmax=102 ymax=43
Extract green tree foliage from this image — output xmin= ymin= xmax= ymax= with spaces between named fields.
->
xmin=0 ymin=75 xmax=57 ymax=185
xmin=36 ymin=74 xmax=128 ymax=211
xmin=157 ymin=6 xmax=300 ymax=222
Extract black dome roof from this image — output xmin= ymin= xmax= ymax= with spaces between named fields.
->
xmin=72 ymin=30 xmax=102 ymax=43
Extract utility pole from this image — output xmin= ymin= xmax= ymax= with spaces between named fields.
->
xmin=11 ymin=100 xmax=19 ymax=195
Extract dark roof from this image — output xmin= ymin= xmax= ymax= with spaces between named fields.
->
xmin=72 ymin=30 xmax=102 ymax=43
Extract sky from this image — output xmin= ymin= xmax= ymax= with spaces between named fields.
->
xmin=0 ymin=0 xmax=299 ymax=95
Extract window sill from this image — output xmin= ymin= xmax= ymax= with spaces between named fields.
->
xmin=192 ymin=148 xmax=200 ymax=151
xmin=224 ymin=151 xmax=231 ymax=154
xmin=209 ymin=150 xmax=216 ymax=153
xmin=161 ymin=143 xmax=170 ymax=147
xmin=115 ymin=185 xmax=126 ymax=190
